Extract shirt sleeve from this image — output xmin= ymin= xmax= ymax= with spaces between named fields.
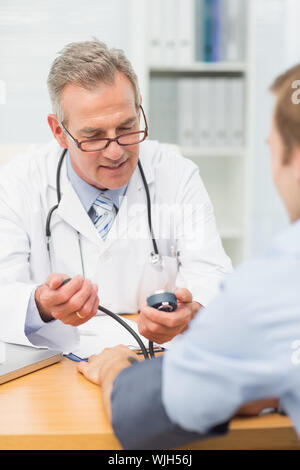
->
xmin=111 ymin=258 xmax=299 ymax=447
xmin=162 ymin=265 xmax=288 ymax=434
xmin=111 ymin=356 xmax=229 ymax=450
xmin=24 ymin=287 xmax=46 ymax=336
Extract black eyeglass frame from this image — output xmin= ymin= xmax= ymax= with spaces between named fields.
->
xmin=60 ymin=105 xmax=148 ymax=152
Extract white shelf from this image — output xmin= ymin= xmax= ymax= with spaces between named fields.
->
xmin=181 ymin=147 xmax=246 ymax=158
xmin=220 ymin=228 xmax=244 ymax=240
xmin=144 ymin=0 xmax=251 ymax=265
xmin=150 ymin=62 xmax=248 ymax=74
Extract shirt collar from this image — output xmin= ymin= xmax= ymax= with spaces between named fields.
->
xmin=66 ymin=152 xmax=127 ymax=212
xmin=268 ymin=218 xmax=300 ymax=256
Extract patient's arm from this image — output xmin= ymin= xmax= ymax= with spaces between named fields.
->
xmin=235 ymin=398 xmax=279 ymax=416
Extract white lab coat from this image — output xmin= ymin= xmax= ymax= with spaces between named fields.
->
xmin=0 ymin=139 xmax=232 ymax=351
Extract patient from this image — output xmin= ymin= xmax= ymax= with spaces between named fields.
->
xmin=77 ymin=64 xmax=300 ymax=449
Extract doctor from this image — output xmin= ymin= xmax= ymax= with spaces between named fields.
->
xmin=0 ymin=39 xmax=231 ymax=351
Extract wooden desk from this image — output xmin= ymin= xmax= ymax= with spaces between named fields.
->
xmin=0 ymin=356 xmax=299 ymax=450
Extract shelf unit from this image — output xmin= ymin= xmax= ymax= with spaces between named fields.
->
xmin=140 ymin=0 xmax=252 ymax=267
xmin=150 ymin=62 xmax=248 ymax=73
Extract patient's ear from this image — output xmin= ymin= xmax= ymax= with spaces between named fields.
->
xmin=294 ymin=147 xmax=300 ymax=185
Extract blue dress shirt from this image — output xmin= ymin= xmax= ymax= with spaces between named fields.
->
xmin=25 ymin=152 xmax=127 ymax=336
xmin=66 ymin=153 xmax=127 ymax=213
xmin=111 ymin=219 xmax=300 ymax=449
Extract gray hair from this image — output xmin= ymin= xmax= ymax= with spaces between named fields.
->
xmin=47 ymin=39 xmax=141 ymax=123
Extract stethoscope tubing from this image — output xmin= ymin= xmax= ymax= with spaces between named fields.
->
xmin=46 ymin=149 xmax=160 ymax=360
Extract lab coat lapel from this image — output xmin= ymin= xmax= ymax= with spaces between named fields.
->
xmin=56 ymin=181 xmax=102 ymax=247
xmin=47 ymin=146 xmax=103 ymax=248
xmin=47 ymin=144 xmax=155 ymax=254
xmin=105 ymin=155 xmax=155 ymax=249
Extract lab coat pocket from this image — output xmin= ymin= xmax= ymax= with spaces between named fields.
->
xmin=137 ymin=255 xmax=178 ymax=311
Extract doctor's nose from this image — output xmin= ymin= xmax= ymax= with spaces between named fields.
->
xmin=101 ymin=139 xmax=124 ymax=161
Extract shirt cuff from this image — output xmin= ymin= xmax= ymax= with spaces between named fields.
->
xmin=111 ymin=355 xmax=229 ymax=450
xmin=24 ymin=287 xmax=46 ymax=336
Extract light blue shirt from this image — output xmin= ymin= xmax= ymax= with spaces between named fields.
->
xmin=110 ymin=219 xmax=300 ymax=448
xmin=162 ymin=218 xmax=300 ymax=435
xmin=66 ymin=153 xmax=127 ymax=213
xmin=25 ymin=153 xmax=127 ymax=336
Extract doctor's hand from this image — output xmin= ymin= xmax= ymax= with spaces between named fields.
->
xmin=35 ymin=273 xmax=99 ymax=326
xmin=138 ymin=288 xmax=201 ymax=344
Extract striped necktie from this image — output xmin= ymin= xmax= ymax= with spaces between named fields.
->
xmin=91 ymin=193 xmax=117 ymax=240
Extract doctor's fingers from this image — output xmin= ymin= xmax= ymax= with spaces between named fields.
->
xmin=42 ymin=274 xmax=85 ymax=306
xmin=54 ymin=289 xmax=99 ymax=326
xmin=45 ymin=273 xmax=81 ymax=290
xmin=51 ymin=281 xmax=98 ymax=320
xmin=141 ymin=305 xmax=193 ymax=330
xmin=72 ymin=289 xmax=100 ymax=326
xmin=174 ymin=288 xmax=193 ymax=304
xmin=137 ymin=317 xmax=180 ymax=344
xmin=138 ymin=311 xmax=187 ymax=344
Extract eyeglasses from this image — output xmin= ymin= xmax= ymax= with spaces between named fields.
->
xmin=60 ymin=105 xmax=148 ymax=152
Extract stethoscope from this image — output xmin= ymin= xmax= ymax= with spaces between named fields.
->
xmin=45 ymin=148 xmax=177 ymax=360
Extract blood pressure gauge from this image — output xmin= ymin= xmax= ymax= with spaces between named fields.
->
xmin=147 ymin=290 xmax=177 ymax=312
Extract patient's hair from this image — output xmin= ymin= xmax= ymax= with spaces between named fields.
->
xmin=270 ymin=64 xmax=300 ymax=163
xmin=47 ymin=38 xmax=140 ymax=123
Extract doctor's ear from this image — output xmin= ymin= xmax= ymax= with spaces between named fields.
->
xmin=138 ymin=96 xmax=142 ymax=117
xmin=47 ymin=114 xmax=68 ymax=149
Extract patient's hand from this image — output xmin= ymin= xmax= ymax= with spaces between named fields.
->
xmin=77 ymin=345 xmax=141 ymax=421
xmin=235 ymin=398 xmax=279 ymax=416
